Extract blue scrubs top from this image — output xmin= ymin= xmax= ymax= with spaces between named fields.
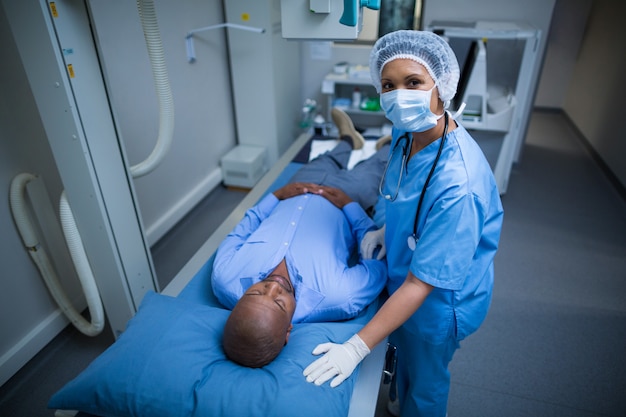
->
xmin=383 ymin=124 xmax=504 ymax=342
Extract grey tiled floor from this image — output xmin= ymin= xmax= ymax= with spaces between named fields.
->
xmin=438 ymin=111 xmax=625 ymax=416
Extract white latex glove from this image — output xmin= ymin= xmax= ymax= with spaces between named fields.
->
xmin=303 ymin=334 xmax=370 ymax=388
xmin=360 ymin=225 xmax=386 ymax=260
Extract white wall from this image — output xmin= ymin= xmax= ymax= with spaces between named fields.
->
xmin=534 ymin=0 xmax=593 ymax=108
xmin=225 ymin=0 xmax=302 ymax=164
xmin=562 ymin=0 xmax=626 ymax=188
xmin=88 ymin=0 xmax=237 ymax=245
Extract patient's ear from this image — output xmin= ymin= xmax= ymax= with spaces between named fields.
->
xmin=284 ymin=324 xmax=293 ymax=345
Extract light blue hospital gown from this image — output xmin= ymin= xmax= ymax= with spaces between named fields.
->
xmin=211 ymin=192 xmax=387 ymax=323
xmin=384 ymin=123 xmax=504 ymax=416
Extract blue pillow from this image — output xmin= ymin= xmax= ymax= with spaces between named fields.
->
xmin=49 ymin=291 xmax=369 ymax=417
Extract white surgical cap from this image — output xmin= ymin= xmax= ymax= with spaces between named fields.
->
xmin=369 ymin=30 xmax=460 ymax=106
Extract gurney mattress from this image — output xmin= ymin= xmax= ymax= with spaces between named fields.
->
xmin=48 ymin=256 xmax=377 ymax=417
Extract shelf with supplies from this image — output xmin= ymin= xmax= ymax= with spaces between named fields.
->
xmin=321 ymin=69 xmax=387 ymax=129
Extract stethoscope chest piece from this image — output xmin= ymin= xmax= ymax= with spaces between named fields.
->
xmin=406 ymin=112 xmax=450 ymax=253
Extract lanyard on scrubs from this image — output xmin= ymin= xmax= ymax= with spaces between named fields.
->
xmin=407 ymin=111 xmax=449 ymax=250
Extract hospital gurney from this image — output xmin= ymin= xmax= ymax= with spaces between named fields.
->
xmin=49 ymin=132 xmax=387 ymax=417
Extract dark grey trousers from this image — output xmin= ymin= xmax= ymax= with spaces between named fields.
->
xmin=289 ymin=139 xmax=389 ymax=210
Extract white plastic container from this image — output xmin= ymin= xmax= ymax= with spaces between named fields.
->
xmin=221 ymin=145 xmax=268 ymax=188
xmin=352 ymin=87 xmax=361 ymax=109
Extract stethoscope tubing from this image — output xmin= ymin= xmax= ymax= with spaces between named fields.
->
xmin=378 ymin=112 xmax=450 ymax=250
xmin=410 ymin=111 xmax=449 ymax=244
xmin=379 ymin=134 xmax=411 ymax=202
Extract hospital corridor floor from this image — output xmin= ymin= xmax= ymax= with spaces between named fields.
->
xmin=1 ymin=110 xmax=625 ymax=417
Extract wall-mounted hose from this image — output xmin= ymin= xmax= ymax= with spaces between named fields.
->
xmin=10 ymin=174 xmax=104 ymax=336
xmin=131 ymin=0 xmax=175 ymax=178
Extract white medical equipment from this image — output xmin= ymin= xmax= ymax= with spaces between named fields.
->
xmin=8 ymin=0 xmax=174 ymax=338
xmin=428 ymin=21 xmax=542 ymax=194
xmin=220 ymin=144 xmax=269 ymax=188
xmin=281 ymin=0 xmax=381 ymax=40
xmin=450 ymin=37 xmax=515 ymax=131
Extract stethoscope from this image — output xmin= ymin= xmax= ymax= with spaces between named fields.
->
xmin=378 ymin=112 xmax=449 ymax=251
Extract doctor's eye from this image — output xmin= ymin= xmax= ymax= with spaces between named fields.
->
xmin=381 ymin=81 xmax=394 ymax=91
xmin=407 ymin=77 xmax=427 ymax=89
xmin=408 ymin=79 xmax=420 ymax=88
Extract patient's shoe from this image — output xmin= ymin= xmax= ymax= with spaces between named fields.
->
xmin=331 ymin=107 xmax=365 ymax=150
xmin=376 ymin=134 xmax=392 ymax=151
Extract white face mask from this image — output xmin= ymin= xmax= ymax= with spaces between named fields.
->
xmin=380 ymin=87 xmax=444 ymax=133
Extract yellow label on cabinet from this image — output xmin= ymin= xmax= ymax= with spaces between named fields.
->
xmin=50 ymin=2 xmax=58 ymax=18
xmin=241 ymin=13 xmax=250 ymax=21
xmin=67 ymin=64 xmax=75 ymax=78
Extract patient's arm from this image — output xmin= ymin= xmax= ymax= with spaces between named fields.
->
xmin=314 ymin=186 xmax=378 ymax=248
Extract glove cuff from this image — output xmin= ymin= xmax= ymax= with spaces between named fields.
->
xmin=347 ymin=334 xmax=370 ymax=360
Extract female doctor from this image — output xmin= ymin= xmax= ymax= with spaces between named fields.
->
xmin=303 ymin=30 xmax=504 ymax=417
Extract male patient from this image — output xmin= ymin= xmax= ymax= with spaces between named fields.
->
xmin=212 ymin=108 xmax=391 ymax=367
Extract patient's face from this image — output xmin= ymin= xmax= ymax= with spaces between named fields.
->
xmin=239 ymin=275 xmax=296 ymax=327
xmin=224 ymin=275 xmax=296 ymax=367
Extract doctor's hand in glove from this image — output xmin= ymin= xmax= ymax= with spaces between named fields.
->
xmin=303 ymin=334 xmax=370 ymax=388
xmin=360 ymin=225 xmax=386 ymax=260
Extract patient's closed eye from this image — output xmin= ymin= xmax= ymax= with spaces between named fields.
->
xmin=244 ymin=289 xmax=286 ymax=311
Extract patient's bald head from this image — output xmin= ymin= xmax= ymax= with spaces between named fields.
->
xmin=222 ymin=274 xmax=296 ymax=368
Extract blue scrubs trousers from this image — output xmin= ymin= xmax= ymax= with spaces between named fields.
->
xmin=390 ymin=321 xmax=460 ymax=417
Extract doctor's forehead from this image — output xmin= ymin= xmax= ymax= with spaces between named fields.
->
xmin=381 ymin=59 xmax=430 ymax=77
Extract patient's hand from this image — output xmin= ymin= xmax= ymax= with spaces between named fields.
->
xmin=313 ymin=186 xmax=352 ymax=209
xmin=273 ymin=182 xmax=321 ymax=200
